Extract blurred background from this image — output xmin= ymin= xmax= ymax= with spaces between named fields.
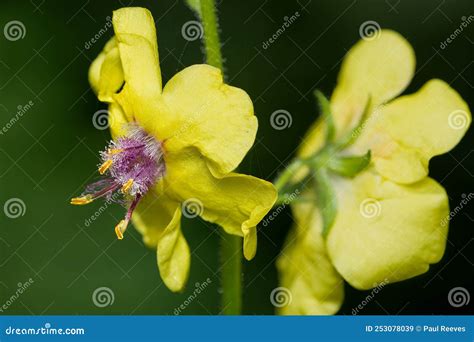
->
xmin=0 ymin=0 xmax=472 ymax=315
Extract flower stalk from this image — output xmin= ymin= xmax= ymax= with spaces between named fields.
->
xmin=198 ymin=0 xmax=242 ymax=315
xmin=200 ymin=0 xmax=224 ymax=71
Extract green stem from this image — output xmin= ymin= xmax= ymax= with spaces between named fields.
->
xmin=220 ymin=234 xmax=242 ymax=314
xmin=200 ymin=0 xmax=224 ymax=70
xmin=199 ymin=0 xmax=241 ymax=315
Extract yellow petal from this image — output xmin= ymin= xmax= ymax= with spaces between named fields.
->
xmin=88 ymin=37 xmax=120 ymax=96
xmin=113 ymin=83 xmax=172 ymax=132
xmin=327 ymin=169 xmax=449 ymax=290
xmin=161 ymin=64 xmax=257 ymax=176
xmin=112 ymin=7 xmax=162 ymax=101
xmin=242 ymin=225 xmax=257 ymax=260
xmin=163 ymin=147 xmax=277 ymax=260
xmin=88 ymin=38 xmax=128 ymax=136
xmin=108 ymin=103 xmax=129 ymax=139
xmin=298 ymin=119 xmax=326 ymax=158
xmin=331 ymin=29 xmax=415 ymax=134
xmin=157 ymin=206 xmax=190 ymax=293
xmin=353 ymin=79 xmax=471 ymax=183
xmin=131 ymin=189 xmax=179 ymax=248
xmin=298 ymin=30 xmax=415 ymax=158
xmin=276 ymin=199 xmax=344 ymax=315
xmin=97 ymin=45 xmax=124 ymax=103
xmin=89 ymin=50 xmax=105 ymax=95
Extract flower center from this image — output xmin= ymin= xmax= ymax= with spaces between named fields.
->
xmin=71 ymin=125 xmax=165 ymax=239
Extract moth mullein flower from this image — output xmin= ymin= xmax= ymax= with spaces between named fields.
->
xmin=277 ymin=30 xmax=471 ymax=314
xmin=72 ymin=7 xmax=277 ymax=292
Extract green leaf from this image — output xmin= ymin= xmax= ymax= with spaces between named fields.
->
xmin=337 ymin=95 xmax=372 ymax=148
xmin=185 ymin=0 xmax=202 ymax=17
xmin=327 ymin=150 xmax=371 ymax=178
xmin=314 ymin=90 xmax=335 ymax=143
xmin=313 ymin=168 xmax=337 ymax=238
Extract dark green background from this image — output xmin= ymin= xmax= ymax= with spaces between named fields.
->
xmin=0 ymin=0 xmax=472 ymax=315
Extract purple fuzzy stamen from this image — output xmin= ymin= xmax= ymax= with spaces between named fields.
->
xmin=102 ymin=125 xmax=165 ymax=196
xmin=73 ymin=125 xmax=165 ymax=237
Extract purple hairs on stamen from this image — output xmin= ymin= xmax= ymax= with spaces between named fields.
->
xmin=74 ymin=125 xmax=164 ymax=239
xmin=101 ymin=125 xmax=164 ymax=196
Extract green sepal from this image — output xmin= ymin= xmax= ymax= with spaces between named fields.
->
xmin=336 ymin=95 xmax=372 ymax=148
xmin=314 ymin=90 xmax=335 ymax=143
xmin=327 ymin=150 xmax=371 ymax=178
xmin=313 ymin=168 xmax=337 ymax=238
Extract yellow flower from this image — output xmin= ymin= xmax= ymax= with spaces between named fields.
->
xmin=73 ymin=7 xmax=277 ymax=292
xmin=277 ymin=30 xmax=471 ymax=314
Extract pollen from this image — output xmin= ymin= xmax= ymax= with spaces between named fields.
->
xmin=98 ymin=159 xmax=113 ymax=175
xmin=107 ymin=148 xmax=123 ymax=155
xmin=70 ymin=195 xmax=94 ymax=205
xmin=115 ymin=220 xmax=127 ymax=240
xmin=121 ymin=178 xmax=134 ymax=194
